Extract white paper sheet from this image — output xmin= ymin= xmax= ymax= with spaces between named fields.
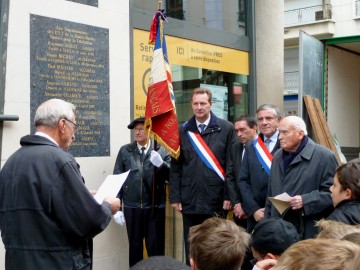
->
xmin=94 ymin=170 xmax=130 ymax=204
xmin=274 ymin=192 xmax=291 ymax=201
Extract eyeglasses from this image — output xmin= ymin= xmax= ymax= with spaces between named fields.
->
xmin=64 ymin=118 xmax=80 ymax=132
xmin=134 ymin=127 xmax=145 ymax=132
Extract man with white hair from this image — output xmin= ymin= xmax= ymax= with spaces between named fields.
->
xmin=0 ymin=99 xmax=120 ymax=270
xmin=264 ymin=116 xmax=338 ymax=239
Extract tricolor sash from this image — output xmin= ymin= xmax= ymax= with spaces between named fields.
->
xmin=186 ymin=131 xmax=225 ymax=181
xmin=253 ymin=137 xmax=273 ymax=175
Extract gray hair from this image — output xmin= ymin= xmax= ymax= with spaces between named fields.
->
xmin=34 ymin=99 xmax=76 ymax=128
xmin=256 ymin=104 xmax=282 ymax=120
xmin=286 ymin=115 xmax=308 ymax=136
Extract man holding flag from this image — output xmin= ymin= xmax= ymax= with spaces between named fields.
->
xmin=113 ymin=117 xmax=170 ymax=268
xmin=169 ymin=87 xmax=237 ymax=265
xmin=114 ymin=7 xmax=179 ymax=267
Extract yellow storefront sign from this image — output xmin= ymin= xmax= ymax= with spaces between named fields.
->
xmin=133 ymin=28 xmax=249 ymax=118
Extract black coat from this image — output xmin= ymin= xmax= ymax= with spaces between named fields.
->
xmin=226 ymin=141 xmax=245 ymax=205
xmin=113 ymin=139 xmax=170 ymax=208
xmin=265 ymin=138 xmax=337 ymax=239
xmin=0 ymin=135 xmax=112 ymax=270
xmin=169 ymin=112 xmax=237 ymax=215
xmin=326 ymin=200 xmax=360 ymax=225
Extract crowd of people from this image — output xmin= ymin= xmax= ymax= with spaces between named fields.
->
xmin=0 ymin=87 xmax=359 ymax=270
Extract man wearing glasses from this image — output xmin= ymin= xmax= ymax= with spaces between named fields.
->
xmin=113 ymin=117 xmax=171 ymax=267
xmin=0 ymin=98 xmax=120 ymax=270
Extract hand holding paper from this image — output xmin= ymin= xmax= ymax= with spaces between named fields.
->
xmin=103 ymin=197 xmax=121 ymax=215
xmin=268 ymin=192 xmax=291 ymax=215
xmin=94 ymin=170 xmax=130 ymax=204
xmin=288 ymin=195 xmax=303 ymax=210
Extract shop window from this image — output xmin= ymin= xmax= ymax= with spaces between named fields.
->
xmin=166 ymin=0 xmax=184 ymax=20
xmin=238 ymin=0 xmax=246 ymax=25
xmin=133 ymin=0 xmax=247 ymax=35
xmin=172 ymin=65 xmax=248 ymax=124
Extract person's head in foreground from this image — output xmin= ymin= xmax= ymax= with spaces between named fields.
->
xmin=344 ymin=251 xmax=360 ymax=270
xmin=316 ymin=219 xmax=360 ymax=239
xmin=272 ymin=238 xmax=360 ymax=270
xmin=189 ymin=217 xmax=250 ymax=270
xmin=250 ymin=218 xmax=300 ymax=264
xmin=330 ymin=158 xmax=360 ymax=206
xmin=342 ymin=232 xmax=360 ymax=246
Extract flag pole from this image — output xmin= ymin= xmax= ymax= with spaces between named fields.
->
xmin=151 ymin=2 xmax=161 ymax=216
xmin=151 ymin=139 xmax=157 ymax=217
xmin=147 ymin=1 xmax=180 ymax=213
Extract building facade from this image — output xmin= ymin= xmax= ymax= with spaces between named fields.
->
xmin=284 ymin=0 xmax=360 ymax=160
xmin=0 ymin=0 xmax=284 ymax=269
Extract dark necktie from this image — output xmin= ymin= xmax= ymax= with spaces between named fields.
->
xmin=242 ymin=144 xmax=246 ymax=160
xmin=140 ymin=147 xmax=146 ymax=162
xmin=199 ymin=124 xmax=206 ymax=134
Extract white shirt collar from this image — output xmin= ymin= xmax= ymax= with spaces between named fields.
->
xmin=137 ymin=142 xmax=149 ymax=152
xmin=196 ymin=115 xmax=211 ymax=128
xmin=264 ymin=130 xmax=279 ymax=143
xmin=35 ymin=131 xmax=58 ymax=146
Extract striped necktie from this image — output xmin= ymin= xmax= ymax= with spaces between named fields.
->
xmin=199 ymin=124 xmax=206 ymax=134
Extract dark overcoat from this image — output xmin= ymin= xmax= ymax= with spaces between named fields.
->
xmin=326 ymin=200 xmax=360 ymax=225
xmin=265 ymin=138 xmax=338 ymax=239
xmin=169 ymin=112 xmax=236 ymax=215
xmin=226 ymin=141 xmax=245 ymax=205
xmin=0 ymin=135 xmax=112 ymax=270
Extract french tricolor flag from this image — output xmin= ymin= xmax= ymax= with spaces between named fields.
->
xmin=145 ymin=10 xmax=180 ymax=159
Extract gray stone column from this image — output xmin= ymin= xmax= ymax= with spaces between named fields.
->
xmin=255 ymin=0 xmax=284 ymax=113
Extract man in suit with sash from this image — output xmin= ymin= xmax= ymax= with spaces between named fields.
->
xmin=169 ymin=87 xmax=237 ymax=265
xmin=238 ymin=104 xmax=282 ymax=233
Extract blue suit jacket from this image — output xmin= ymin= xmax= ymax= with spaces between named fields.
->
xmin=238 ymin=134 xmax=280 ymax=216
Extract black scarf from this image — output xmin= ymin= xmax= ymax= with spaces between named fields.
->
xmin=282 ymin=136 xmax=309 ymax=170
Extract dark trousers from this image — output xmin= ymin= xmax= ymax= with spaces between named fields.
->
xmin=246 ymin=215 xmax=258 ymax=233
xmin=182 ymin=213 xmax=213 ymax=265
xmin=124 ymin=207 xmax=165 ymax=267
xmin=233 ymin=213 xmax=247 ymax=230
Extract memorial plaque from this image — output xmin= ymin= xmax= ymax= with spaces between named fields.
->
xmin=30 ymin=14 xmax=110 ymax=157
xmin=66 ymin=0 xmax=98 ymax=7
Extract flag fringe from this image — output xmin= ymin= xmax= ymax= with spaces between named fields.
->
xmin=145 ymin=118 xmax=180 ymax=159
